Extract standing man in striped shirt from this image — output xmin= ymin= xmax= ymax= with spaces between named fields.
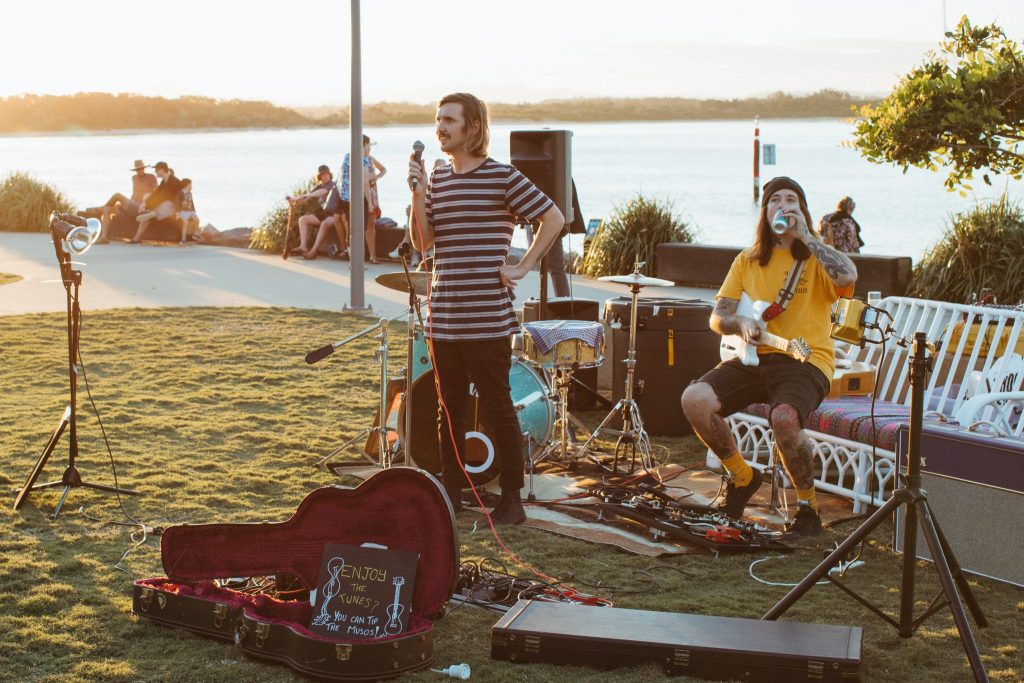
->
xmin=408 ymin=92 xmax=565 ymax=525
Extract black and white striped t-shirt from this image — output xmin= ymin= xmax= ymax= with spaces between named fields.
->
xmin=424 ymin=158 xmax=554 ymax=341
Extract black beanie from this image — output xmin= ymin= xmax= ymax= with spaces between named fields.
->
xmin=761 ymin=176 xmax=806 ymax=207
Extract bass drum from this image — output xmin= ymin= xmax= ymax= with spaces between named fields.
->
xmin=399 ymin=359 xmax=554 ymax=488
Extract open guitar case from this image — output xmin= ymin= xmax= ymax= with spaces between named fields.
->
xmin=132 ymin=468 xmax=459 ymax=680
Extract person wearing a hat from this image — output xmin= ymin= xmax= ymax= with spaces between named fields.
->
xmin=285 ymin=164 xmax=336 ymax=257
xmin=84 ymin=159 xmax=158 ymax=242
xmin=681 ymin=177 xmax=857 ymax=539
xmin=131 ymin=161 xmax=184 ymax=243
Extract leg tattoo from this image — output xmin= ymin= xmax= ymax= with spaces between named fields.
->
xmin=776 ymin=434 xmax=816 ymax=490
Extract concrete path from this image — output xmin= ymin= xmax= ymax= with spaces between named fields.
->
xmin=0 ymin=233 xmax=715 ymax=317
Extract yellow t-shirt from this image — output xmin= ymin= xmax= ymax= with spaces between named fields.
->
xmin=717 ymin=247 xmax=853 ymax=379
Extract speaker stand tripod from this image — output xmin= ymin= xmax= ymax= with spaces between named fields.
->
xmin=14 ymin=232 xmax=139 ymax=519
xmin=762 ymin=332 xmax=989 ymax=683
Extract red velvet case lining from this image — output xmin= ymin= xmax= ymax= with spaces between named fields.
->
xmin=157 ymin=468 xmax=458 ymax=618
xmin=134 ymin=577 xmax=432 ymax=640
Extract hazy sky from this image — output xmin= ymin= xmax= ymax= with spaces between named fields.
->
xmin=2 ymin=0 xmax=1022 ymax=105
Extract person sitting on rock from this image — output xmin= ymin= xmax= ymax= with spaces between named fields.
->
xmin=83 ymin=159 xmax=158 ymax=243
xmin=286 ymin=165 xmax=336 ymax=257
xmin=131 ymin=161 xmax=184 ymax=243
xmin=176 ymin=178 xmax=200 ymax=244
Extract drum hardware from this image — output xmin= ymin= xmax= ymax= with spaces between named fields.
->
xmin=520 ymin=320 xmax=605 ymax=465
xmin=524 ymin=433 xmax=537 ymax=503
xmin=572 ymin=262 xmax=672 ymax=475
xmin=532 ymin=366 xmax=593 ymax=465
xmin=374 ymin=245 xmax=430 ymax=464
xmin=315 ymin=318 xmax=402 ymax=471
xmin=303 ymin=309 xmax=411 ymax=471
xmin=400 ymin=359 xmax=554 ymax=489
xmin=762 ymin=445 xmax=790 ymax=521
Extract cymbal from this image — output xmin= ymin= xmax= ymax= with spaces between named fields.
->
xmin=375 ymin=271 xmax=430 ymax=296
xmin=598 ymin=273 xmax=674 ymax=288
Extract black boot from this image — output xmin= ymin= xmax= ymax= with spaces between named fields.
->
xmin=491 ymin=490 xmax=526 ymax=525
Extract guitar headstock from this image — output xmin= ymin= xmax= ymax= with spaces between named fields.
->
xmin=393 ymin=576 xmax=405 ymax=587
xmin=789 ymin=337 xmax=812 ymax=363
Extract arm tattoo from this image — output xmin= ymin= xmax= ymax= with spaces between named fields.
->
xmin=710 ymin=297 xmax=740 ymax=335
xmin=805 ymin=238 xmax=856 ymax=283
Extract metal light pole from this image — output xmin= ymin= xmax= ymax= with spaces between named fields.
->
xmin=347 ymin=0 xmax=369 ymax=312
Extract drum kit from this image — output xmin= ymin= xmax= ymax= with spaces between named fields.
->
xmin=308 ymin=259 xmax=675 ymax=489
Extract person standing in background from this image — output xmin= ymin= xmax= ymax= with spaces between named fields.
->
xmin=819 ymin=197 xmax=863 ymax=254
xmin=339 ymin=135 xmax=383 ymax=263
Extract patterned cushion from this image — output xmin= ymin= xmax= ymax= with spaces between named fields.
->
xmin=743 ymin=397 xmax=911 ymax=451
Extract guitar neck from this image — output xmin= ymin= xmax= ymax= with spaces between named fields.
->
xmin=758 ymin=331 xmax=791 ymax=353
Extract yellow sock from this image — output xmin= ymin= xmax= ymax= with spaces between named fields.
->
xmin=720 ymin=452 xmax=753 ymax=487
xmin=796 ymin=486 xmax=819 ymax=512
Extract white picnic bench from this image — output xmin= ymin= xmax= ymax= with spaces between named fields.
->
xmin=722 ymin=296 xmax=1024 ymax=513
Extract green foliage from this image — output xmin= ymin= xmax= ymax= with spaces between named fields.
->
xmin=577 ymin=195 xmax=695 ymax=277
xmin=852 ymin=17 xmax=1024 ymax=192
xmin=0 ymin=172 xmax=75 ymax=232
xmin=248 ymin=178 xmax=325 ymax=253
xmin=0 ymin=91 xmax=874 ymax=133
xmin=0 ymin=93 xmax=329 ymax=133
xmin=909 ymin=194 xmax=1024 ymax=304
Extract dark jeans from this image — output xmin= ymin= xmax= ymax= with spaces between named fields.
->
xmin=432 ymin=337 xmax=523 ymax=493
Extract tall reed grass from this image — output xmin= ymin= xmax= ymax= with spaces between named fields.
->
xmin=577 ymin=195 xmax=695 ymax=277
xmin=249 ymin=178 xmax=323 ymax=252
xmin=909 ymin=195 xmax=1024 ymax=305
xmin=0 ymin=172 xmax=75 ymax=232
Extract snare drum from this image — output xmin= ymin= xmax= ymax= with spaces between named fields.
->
xmin=399 ymin=359 xmax=553 ymax=488
xmin=523 ymin=320 xmax=605 ymax=369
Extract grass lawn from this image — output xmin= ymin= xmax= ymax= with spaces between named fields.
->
xmin=1 ymin=307 xmax=1021 ymax=682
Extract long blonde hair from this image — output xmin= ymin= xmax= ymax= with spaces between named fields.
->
xmin=438 ymin=92 xmax=489 ymax=157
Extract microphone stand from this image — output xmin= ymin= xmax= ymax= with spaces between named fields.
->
xmin=397 ymin=242 xmax=426 ymax=464
xmin=14 ymin=226 xmax=139 ymax=518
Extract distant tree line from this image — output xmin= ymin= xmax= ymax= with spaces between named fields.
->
xmin=0 ymin=90 xmax=874 ymax=133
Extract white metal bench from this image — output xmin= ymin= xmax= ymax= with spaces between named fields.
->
xmin=722 ymin=296 xmax=1024 ymax=512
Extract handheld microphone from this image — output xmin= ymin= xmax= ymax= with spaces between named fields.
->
xmin=409 ymin=140 xmax=425 ymax=191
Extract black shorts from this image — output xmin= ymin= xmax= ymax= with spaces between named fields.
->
xmin=696 ymin=355 xmax=830 ymax=425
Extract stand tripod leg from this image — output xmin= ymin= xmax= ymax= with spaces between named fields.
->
xmin=763 ymin=492 xmax=905 ymax=621
xmin=916 ymin=499 xmax=989 ymax=682
xmin=13 ymin=407 xmax=70 ymax=511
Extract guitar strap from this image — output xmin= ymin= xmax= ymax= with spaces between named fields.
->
xmin=761 ymin=258 xmax=806 ymax=322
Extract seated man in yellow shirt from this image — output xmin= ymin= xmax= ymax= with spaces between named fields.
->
xmin=681 ymin=177 xmax=857 ymax=538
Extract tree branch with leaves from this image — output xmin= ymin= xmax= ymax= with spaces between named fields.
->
xmin=852 ymin=17 xmax=1024 ymax=195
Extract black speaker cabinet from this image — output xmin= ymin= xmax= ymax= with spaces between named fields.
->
xmin=894 ymin=423 xmax=1024 ymax=587
xmin=522 ymin=297 xmax=600 ymax=410
xmin=510 ymin=130 xmax=573 ymax=225
xmin=604 ymin=298 xmax=719 ymax=436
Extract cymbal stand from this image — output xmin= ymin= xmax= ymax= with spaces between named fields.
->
xmin=573 ymin=278 xmax=654 ymax=475
xmin=316 ymin=318 xmax=396 ymax=470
